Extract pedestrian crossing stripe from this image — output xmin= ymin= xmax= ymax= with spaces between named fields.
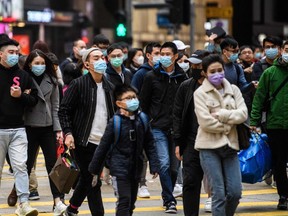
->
xmin=1 ymin=203 xmax=287 ymax=216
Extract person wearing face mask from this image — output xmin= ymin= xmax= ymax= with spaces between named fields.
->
xmin=59 ymin=39 xmax=86 ymax=72
xmin=194 ymin=54 xmax=248 ymax=216
xmin=177 ymin=53 xmax=190 ymax=78
xmin=220 ymin=37 xmax=256 ymax=94
xmin=131 ymin=42 xmax=161 ymax=198
xmin=250 ymin=41 xmax=288 ymax=211
xmin=92 ymin=34 xmax=110 ymax=57
xmin=105 ymin=44 xmax=133 ymax=86
xmin=174 ymin=50 xmax=213 ymax=216
xmin=18 ymin=49 xmax=67 ymax=215
xmin=140 ymin=42 xmax=187 ymax=214
xmin=0 ymin=34 xmax=39 ymax=216
xmin=132 ymin=42 xmax=161 ymax=93
xmin=252 ymin=36 xmax=283 ymax=81
xmin=125 ymin=48 xmax=144 ymax=74
xmin=88 ymin=84 xmax=159 ymax=216
xmin=59 ymin=47 xmax=115 ymax=216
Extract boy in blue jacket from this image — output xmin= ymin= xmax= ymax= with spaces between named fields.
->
xmin=88 ymin=84 xmax=159 ymax=216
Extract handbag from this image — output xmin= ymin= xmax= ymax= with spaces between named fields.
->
xmin=49 ymin=151 xmax=80 ymax=194
xmin=238 ymin=132 xmax=272 ymax=184
xmin=237 ymin=122 xmax=251 ymax=150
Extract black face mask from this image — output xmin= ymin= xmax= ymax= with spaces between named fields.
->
xmin=191 ymin=68 xmax=203 ymax=80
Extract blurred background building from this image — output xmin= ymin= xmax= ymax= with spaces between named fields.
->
xmin=0 ymin=0 xmax=287 ymax=60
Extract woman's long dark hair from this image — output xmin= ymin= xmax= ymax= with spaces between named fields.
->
xmin=23 ymin=49 xmax=57 ymax=85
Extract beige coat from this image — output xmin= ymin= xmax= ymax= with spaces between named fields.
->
xmin=194 ymin=78 xmax=248 ymax=151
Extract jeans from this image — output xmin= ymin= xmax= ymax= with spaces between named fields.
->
xmin=70 ymin=143 xmax=104 ymax=216
xmin=0 ymin=128 xmax=29 ymax=203
xmin=182 ymin=141 xmax=203 ymax=216
xmin=267 ymin=129 xmax=288 ymax=198
xmin=112 ymin=176 xmax=139 ymax=216
xmin=152 ymin=128 xmax=178 ymax=206
xmin=200 ymin=146 xmax=242 ymax=216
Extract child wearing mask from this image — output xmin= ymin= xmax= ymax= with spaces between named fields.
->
xmin=88 ymin=84 xmax=159 ymax=216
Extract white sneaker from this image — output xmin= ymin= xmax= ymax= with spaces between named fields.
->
xmin=15 ymin=201 xmax=38 ymax=216
xmin=204 ymin=197 xmax=212 ymax=213
xmin=54 ymin=201 xmax=67 ymax=216
xmin=173 ymin=184 xmax=183 ymax=198
xmin=138 ymin=185 xmax=150 ymax=198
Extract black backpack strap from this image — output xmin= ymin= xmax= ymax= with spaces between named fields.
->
xmin=233 ymin=63 xmax=241 ymax=86
xmin=268 ymin=75 xmax=288 ymax=102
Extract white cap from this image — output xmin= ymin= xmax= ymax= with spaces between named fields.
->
xmin=172 ymin=40 xmax=190 ymax=51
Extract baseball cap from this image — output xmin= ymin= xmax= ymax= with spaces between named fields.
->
xmin=172 ymin=40 xmax=190 ymax=51
xmin=82 ymin=47 xmax=100 ymax=62
xmin=185 ymin=50 xmax=210 ymax=64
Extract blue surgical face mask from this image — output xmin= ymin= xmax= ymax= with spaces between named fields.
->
xmin=254 ymin=52 xmax=262 ymax=59
xmin=31 ymin=65 xmax=46 ymax=76
xmin=126 ymin=98 xmax=139 ymax=112
xmin=6 ymin=54 xmax=19 ymax=67
xmin=110 ymin=57 xmax=123 ymax=67
xmin=101 ymin=49 xmax=107 ymax=57
xmin=152 ymin=55 xmax=161 ymax=65
xmin=229 ymin=53 xmax=238 ymax=62
xmin=282 ymin=53 xmax=288 ymax=63
xmin=265 ymin=48 xmax=278 ymax=59
xmin=160 ymin=56 xmax=173 ymax=68
xmin=93 ymin=59 xmax=107 ymax=74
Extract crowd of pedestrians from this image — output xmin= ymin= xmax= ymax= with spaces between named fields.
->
xmin=1 ymin=27 xmax=288 ymax=216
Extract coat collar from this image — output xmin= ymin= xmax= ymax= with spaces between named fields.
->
xmin=201 ymin=78 xmax=234 ymax=96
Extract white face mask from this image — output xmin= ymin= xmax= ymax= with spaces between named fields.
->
xmin=79 ymin=48 xmax=86 ymax=56
xmin=135 ymin=56 xmax=144 ymax=65
xmin=178 ymin=62 xmax=190 ymax=72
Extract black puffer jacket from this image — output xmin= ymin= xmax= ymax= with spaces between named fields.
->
xmin=88 ymin=112 xmax=159 ymax=179
xmin=140 ymin=63 xmax=187 ymax=131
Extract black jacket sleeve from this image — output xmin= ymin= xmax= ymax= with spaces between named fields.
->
xmin=173 ymin=81 xmax=187 ymax=148
xmin=143 ymin=125 xmax=159 ymax=174
xmin=139 ymin=72 xmax=153 ymax=115
xmin=58 ymin=80 xmax=79 ymax=135
xmin=20 ymin=74 xmax=38 ymax=107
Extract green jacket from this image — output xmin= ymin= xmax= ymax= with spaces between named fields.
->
xmin=250 ymin=58 xmax=288 ymax=129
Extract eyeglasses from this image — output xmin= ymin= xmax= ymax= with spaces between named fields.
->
xmin=240 ymin=51 xmax=253 ymax=55
xmin=120 ymin=96 xmax=137 ymax=101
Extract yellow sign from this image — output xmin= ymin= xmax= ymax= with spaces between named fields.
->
xmin=206 ymin=7 xmax=233 ymax=18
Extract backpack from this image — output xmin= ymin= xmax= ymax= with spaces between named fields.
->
xmin=105 ymin=112 xmax=149 ymax=168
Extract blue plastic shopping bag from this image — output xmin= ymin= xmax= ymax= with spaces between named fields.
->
xmin=238 ymin=133 xmax=272 ymax=184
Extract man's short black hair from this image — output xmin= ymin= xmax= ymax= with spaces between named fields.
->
xmin=107 ymin=44 xmax=123 ymax=56
xmin=220 ymin=36 xmax=238 ymax=51
xmin=114 ymin=84 xmax=138 ymax=101
xmin=93 ymin=34 xmax=110 ymax=46
xmin=145 ymin=42 xmax=161 ymax=54
xmin=161 ymin=42 xmax=178 ymax=54
xmin=263 ymin=36 xmax=283 ymax=48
